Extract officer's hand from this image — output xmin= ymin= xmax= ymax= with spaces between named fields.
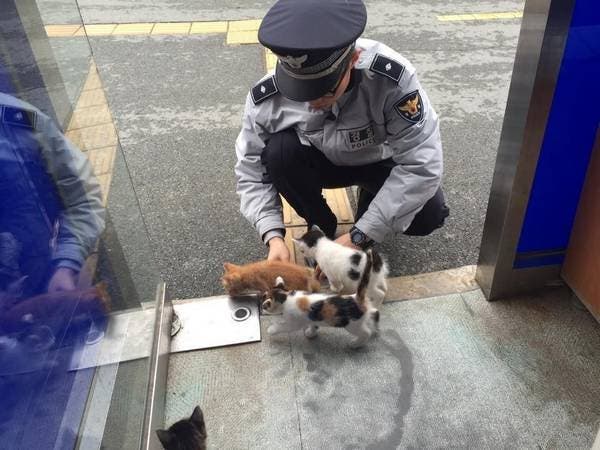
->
xmin=47 ymin=267 xmax=78 ymax=293
xmin=334 ymin=233 xmax=360 ymax=250
xmin=267 ymin=237 xmax=290 ymax=262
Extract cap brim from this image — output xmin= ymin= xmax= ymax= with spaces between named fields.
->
xmin=275 ymin=62 xmax=346 ymax=102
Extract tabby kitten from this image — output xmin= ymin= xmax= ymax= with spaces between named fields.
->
xmin=156 ymin=406 xmax=207 ymax=450
xmin=294 ymin=226 xmax=388 ymax=307
xmin=263 ymin=250 xmax=379 ymax=348
xmin=221 ymin=260 xmax=320 ymax=297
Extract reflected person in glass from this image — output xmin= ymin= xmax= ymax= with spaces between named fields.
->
xmin=0 ymin=92 xmax=105 ymax=300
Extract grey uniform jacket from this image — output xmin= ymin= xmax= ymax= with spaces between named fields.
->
xmin=0 ymin=93 xmax=105 ymax=272
xmin=235 ymin=38 xmax=443 ymax=244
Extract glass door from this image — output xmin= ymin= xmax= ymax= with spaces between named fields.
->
xmin=0 ymin=1 xmax=166 ymax=448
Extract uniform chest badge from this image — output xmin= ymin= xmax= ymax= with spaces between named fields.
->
xmin=394 ymin=91 xmax=423 ymax=124
xmin=347 ymin=124 xmax=376 ymax=150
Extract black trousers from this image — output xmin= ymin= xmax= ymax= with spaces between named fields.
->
xmin=262 ymin=129 xmax=449 ymax=239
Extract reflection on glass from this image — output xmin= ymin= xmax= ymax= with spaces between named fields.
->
xmin=0 ymin=1 xmax=163 ymax=448
xmin=0 ymin=92 xmax=109 ymax=446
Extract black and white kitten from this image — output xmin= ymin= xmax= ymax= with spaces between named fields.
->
xmin=156 ymin=406 xmax=207 ymax=450
xmin=294 ymin=226 xmax=388 ymax=307
xmin=263 ymin=249 xmax=379 ymax=348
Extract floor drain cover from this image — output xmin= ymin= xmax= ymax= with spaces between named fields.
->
xmin=232 ymin=306 xmax=251 ymax=321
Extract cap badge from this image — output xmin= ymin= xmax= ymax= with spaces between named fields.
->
xmin=279 ymin=54 xmax=308 ymax=69
xmin=385 ymin=63 xmax=392 ymax=71
xmin=261 ymin=85 xmax=266 ymax=93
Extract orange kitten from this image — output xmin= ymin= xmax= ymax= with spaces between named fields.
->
xmin=222 ymin=260 xmax=320 ymax=297
xmin=0 ymin=283 xmax=110 ymax=333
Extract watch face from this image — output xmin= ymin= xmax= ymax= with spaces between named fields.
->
xmin=351 ymin=229 xmax=365 ymax=244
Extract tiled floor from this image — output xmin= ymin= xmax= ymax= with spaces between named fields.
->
xmin=165 ymin=286 xmax=600 ymax=449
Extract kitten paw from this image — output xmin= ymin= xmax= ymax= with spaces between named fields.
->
xmin=329 ymin=283 xmax=343 ymax=293
xmin=304 ymin=325 xmax=318 ymax=339
xmin=349 ymin=338 xmax=367 ymax=349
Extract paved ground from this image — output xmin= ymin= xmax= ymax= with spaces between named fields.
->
xmin=165 ymin=287 xmax=600 ymax=449
xmin=39 ymin=0 xmax=524 ymax=299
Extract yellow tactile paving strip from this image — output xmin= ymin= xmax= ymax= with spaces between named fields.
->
xmin=114 ymin=23 xmax=155 ymax=35
xmin=152 ymin=22 xmax=191 ymax=35
xmin=65 ymin=62 xmax=118 ymax=206
xmin=190 ymin=21 xmax=228 ymax=34
xmin=44 ymin=19 xmax=261 ymax=43
xmin=45 ymin=10 xmax=523 ymax=39
xmin=282 ymin=190 xmax=355 ymax=265
xmin=265 ymin=49 xmax=277 ymax=72
xmin=226 ymin=19 xmax=261 ymax=44
xmin=438 ymin=11 xmax=522 ymax=21
xmin=80 ymin=24 xmax=117 ymax=36
xmin=44 ymin=24 xmax=81 ymax=37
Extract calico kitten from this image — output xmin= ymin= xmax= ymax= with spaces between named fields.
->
xmin=156 ymin=406 xmax=207 ymax=450
xmin=263 ymin=250 xmax=379 ymax=348
xmin=294 ymin=226 xmax=389 ymax=307
xmin=221 ymin=260 xmax=320 ymax=297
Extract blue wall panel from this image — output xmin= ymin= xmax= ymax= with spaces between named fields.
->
xmin=516 ymin=0 xmax=600 ymax=265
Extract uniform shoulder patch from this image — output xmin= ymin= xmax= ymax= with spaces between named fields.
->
xmin=251 ymin=76 xmax=279 ymax=105
xmin=369 ymin=54 xmax=405 ymax=83
xmin=394 ymin=90 xmax=423 ymax=124
xmin=1 ymin=105 xmax=37 ymax=129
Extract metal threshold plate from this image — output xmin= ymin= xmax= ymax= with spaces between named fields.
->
xmin=69 ymin=307 xmax=156 ymax=370
xmin=170 ymin=295 xmax=261 ymax=353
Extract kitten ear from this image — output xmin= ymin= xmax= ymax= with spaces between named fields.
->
xmin=191 ymin=406 xmax=204 ymax=426
xmin=310 ymin=224 xmax=322 ymax=232
xmin=191 ymin=406 xmax=207 ymax=436
xmin=156 ymin=429 xmax=175 ymax=448
xmin=223 ymin=263 xmax=235 ymax=273
xmin=262 ymin=299 xmax=273 ymax=310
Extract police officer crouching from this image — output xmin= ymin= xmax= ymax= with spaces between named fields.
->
xmin=235 ymin=0 xmax=449 ymax=262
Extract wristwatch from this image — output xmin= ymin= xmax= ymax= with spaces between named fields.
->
xmin=350 ymin=226 xmax=374 ymax=249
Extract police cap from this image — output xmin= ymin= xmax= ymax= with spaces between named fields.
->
xmin=258 ymin=0 xmax=367 ymax=102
